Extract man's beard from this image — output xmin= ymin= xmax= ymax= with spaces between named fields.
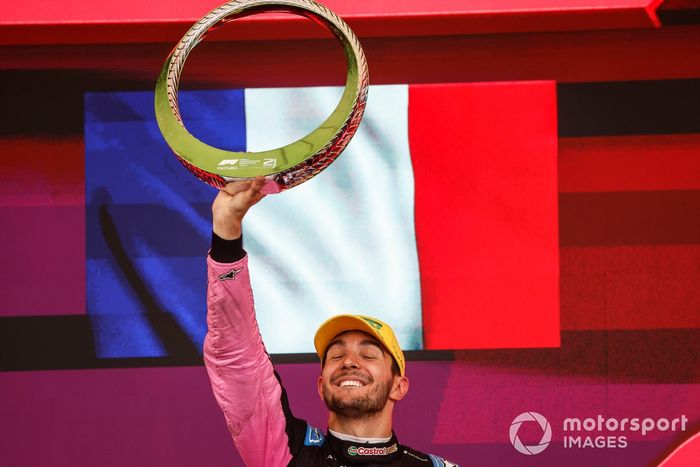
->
xmin=322 ymin=373 xmax=392 ymax=420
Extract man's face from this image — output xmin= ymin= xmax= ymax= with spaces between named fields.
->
xmin=318 ymin=330 xmax=398 ymax=420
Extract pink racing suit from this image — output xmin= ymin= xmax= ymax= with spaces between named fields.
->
xmin=204 ymin=254 xmax=293 ymax=466
xmin=203 ymin=236 xmax=459 ymax=467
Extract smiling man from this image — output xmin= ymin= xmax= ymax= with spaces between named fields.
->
xmin=204 ymin=178 xmax=458 ymax=466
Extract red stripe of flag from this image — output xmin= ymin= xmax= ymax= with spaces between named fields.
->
xmin=409 ymin=81 xmax=560 ymax=350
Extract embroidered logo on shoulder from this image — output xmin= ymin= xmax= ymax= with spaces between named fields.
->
xmin=304 ymin=424 xmax=325 ymax=447
xmin=218 ymin=268 xmax=243 ymax=281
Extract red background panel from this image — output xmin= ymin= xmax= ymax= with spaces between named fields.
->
xmin=560 ymin=245 xmax=700 ymax=330
xmin=0 ymin=0 xmax=662 ymax=45
xmin=0 ymin=137 xmax=84 ymax=207
xmin=3 ymin=27 xmax=699 ymax=87
xmin=409 ymin=81 xmax=560 ymax=350
xmin=559 ymin=134 xmax=700 ymax=193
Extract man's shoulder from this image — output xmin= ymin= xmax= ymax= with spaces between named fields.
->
xmin=400 ymin=444 xmax=460 ymax=466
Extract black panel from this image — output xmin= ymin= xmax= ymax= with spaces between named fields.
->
xmin=659 ymin=9 xmax=700 ymax=26
xmin=3 ymin=314 xmax=700 ymax=385
xmin=557 ymin=79 xmax=700 ymax=137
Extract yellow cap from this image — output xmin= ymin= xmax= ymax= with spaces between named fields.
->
xmin=314 ymin=314 xmax=405 ymax=376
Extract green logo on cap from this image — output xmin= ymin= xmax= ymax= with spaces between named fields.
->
xmin=361 ymin=317 xmax=383 ymax=331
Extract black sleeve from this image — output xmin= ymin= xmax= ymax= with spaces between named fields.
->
xmin=273 ymin=369 xmax=310 ymax=456
xmin=209 ymin=231 xmax=246 ymax=263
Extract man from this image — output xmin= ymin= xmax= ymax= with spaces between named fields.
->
xmin=204 ymin=177 xmax=458 ymax=466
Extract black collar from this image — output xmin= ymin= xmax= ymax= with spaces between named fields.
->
xmin=327 ymin=431 xmax=403 ymax=464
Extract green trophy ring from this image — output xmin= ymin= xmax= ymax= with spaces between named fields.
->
xmin=154 ymin=0 xmax=369 ymax=194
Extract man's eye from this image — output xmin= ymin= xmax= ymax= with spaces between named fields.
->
xmin=329 ymin=355 xmax=342 ymax=360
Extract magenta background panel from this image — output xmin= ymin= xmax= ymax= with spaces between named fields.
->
xmin=0 ymin=205 xmax=85 ymax=317
xmin=2 ymin=360 xmax=698 ymax=466
xmin=0 ymin=363 xmax=452 ymax=466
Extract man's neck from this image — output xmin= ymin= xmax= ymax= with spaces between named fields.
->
xmin=327 ymin=411 xmax=392 ymax=439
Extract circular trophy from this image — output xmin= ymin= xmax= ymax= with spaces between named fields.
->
xmin=154 ymin=0 xmax=368 ymax=194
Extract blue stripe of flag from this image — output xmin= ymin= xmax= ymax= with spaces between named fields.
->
xmin=84 ymin=90 xmax=245 ymax=358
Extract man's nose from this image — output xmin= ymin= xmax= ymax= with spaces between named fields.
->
xmin=342 ymin=354 xmax=360 ymax=369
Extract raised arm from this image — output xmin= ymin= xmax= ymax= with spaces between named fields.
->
xmin=203 ymin=178 xmax=296 ymax=466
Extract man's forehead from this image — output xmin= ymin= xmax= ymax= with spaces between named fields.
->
xmin=327 ymin=330 xmax=382 ymax=348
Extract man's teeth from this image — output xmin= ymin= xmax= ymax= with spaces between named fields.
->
xmin=339 ymin=380 xmax=365 ymax=388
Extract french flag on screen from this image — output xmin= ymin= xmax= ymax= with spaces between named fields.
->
xmin=84 ymin=82 xmax=559 ymax=358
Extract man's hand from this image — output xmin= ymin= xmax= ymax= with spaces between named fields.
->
xmin=212 ymin=176 xmax=266 ymax=240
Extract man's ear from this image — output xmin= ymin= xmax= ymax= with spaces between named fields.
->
xmin=317 ymin=375 xmax=325 ymax=401
xmin=389 ymin=376 xmax=409 ymax=402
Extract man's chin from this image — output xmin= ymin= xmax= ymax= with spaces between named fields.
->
xmin=326 ymin=403 xmax=377 ymax=420
xmin=325 ymin=394 xmax=364 ymax=411
xmin=323 ymin=389 xmax=388 ymax=419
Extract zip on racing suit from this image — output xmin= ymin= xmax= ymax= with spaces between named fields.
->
xmin=204 ymin=233 xmax=459 ymax=467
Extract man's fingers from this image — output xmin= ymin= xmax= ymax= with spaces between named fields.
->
xmin=222 ymin=176 xmax=266 ymax=197
xmin=240 ymin=177 xmax=266 ymax=201
xmin=217 ymin=176 xmax=267 ymax=214
xmin=221 ymin=180 xmax=252 ymax=196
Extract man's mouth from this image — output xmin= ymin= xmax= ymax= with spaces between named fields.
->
xmin=333 ymin=374 xmax=370 ymax=388
xmin=338 ymin=379 xmax=366 ymax=388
